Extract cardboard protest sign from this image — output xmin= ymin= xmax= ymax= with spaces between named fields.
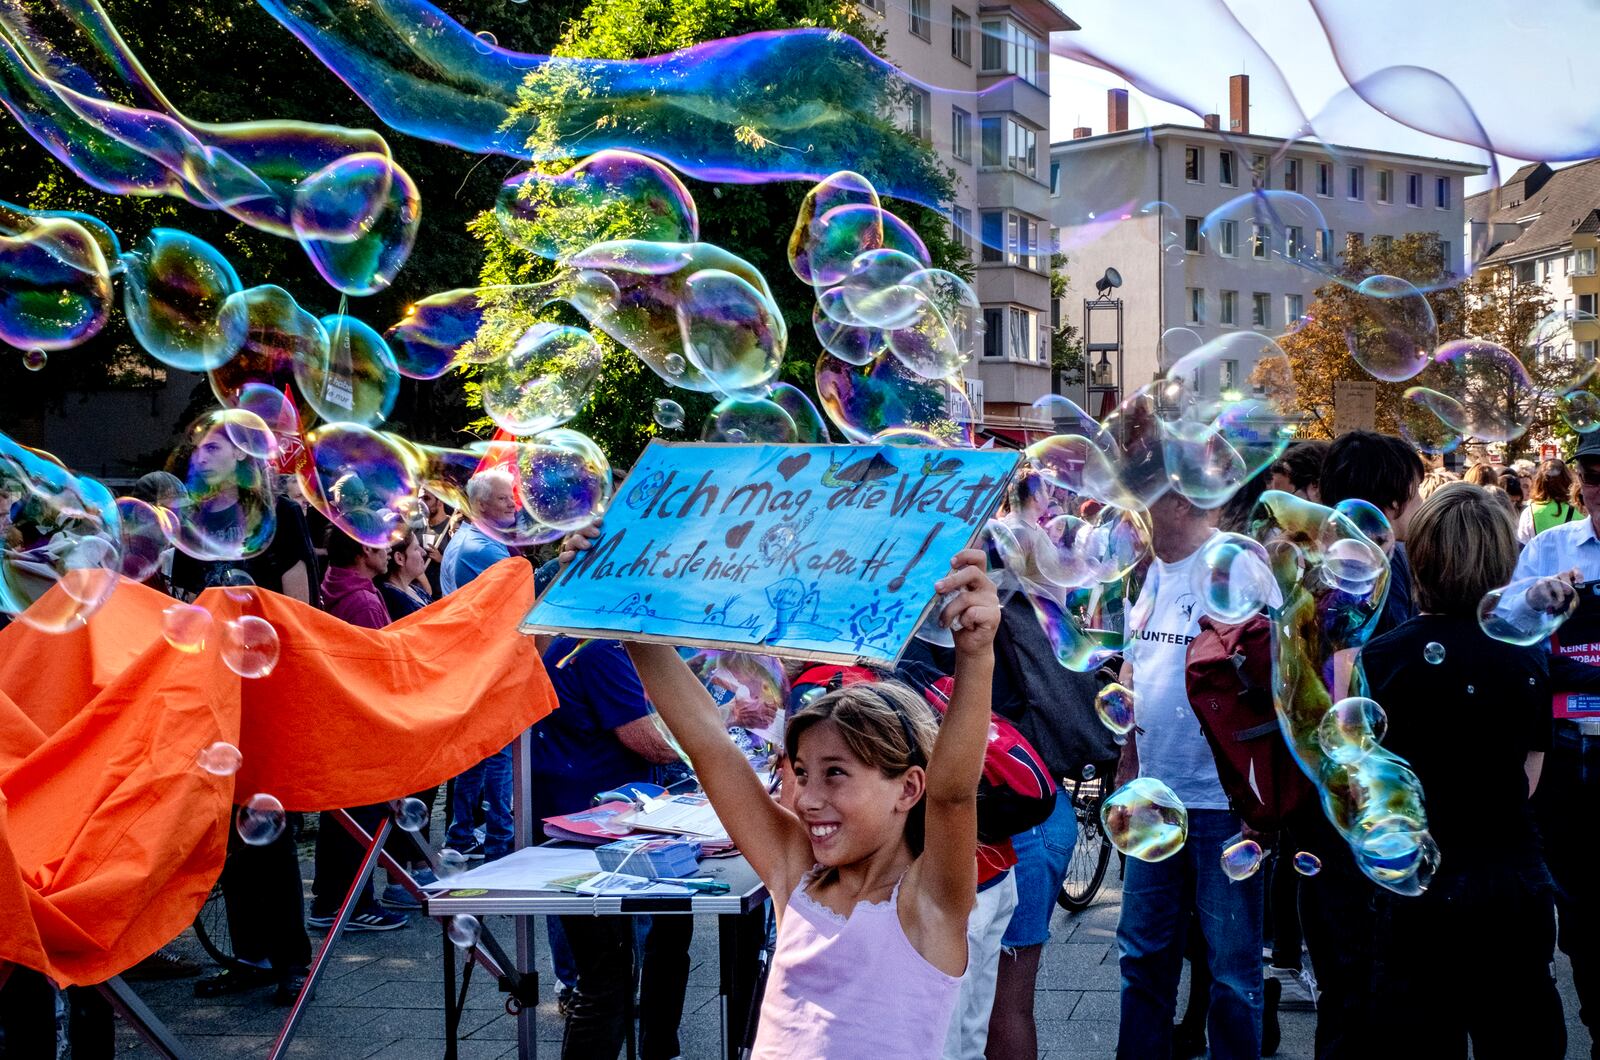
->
xmin=1552 ymin=579 xmax=1600 ymax=719
xmin=521 ymin=441 xmax=1020 ymax=664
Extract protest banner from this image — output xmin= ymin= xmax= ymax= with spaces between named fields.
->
xmin=521 ymin=441 xmax=1021 ymax=664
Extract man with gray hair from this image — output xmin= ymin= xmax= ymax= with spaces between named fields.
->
xmin=439 ymin=466 xmax=520 ymax=860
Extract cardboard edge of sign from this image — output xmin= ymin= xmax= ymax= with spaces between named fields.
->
xmin=517 ymin=440 xmax=1023 ymax=668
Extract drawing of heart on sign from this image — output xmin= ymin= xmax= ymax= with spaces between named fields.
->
xmin=777 ymin=452 xmax=811 ymax=481
xmin=724 ymin=521 xmax=755 ymax=548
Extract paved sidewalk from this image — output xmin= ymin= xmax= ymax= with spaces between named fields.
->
xmin=112 ymin=856 xmax=1590 ymax=1059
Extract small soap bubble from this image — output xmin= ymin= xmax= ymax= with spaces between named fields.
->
xmin=236 ymin=793 xmax=286 ymax=846
xmin=1479 ymin=576 xmax=1580 ymax=646
xmin=391 ymin=797 xmax=429 ymax=832
xmin=1101 ymin=777 xmax=1188 ymax=863
xmin=1423 ymin=641 xmax=1445 ymax=665
xmin=1560 ymin=390 xmax=1600 ymax=433
xmin=654 ymin=398 xmax=685 ymax=430
xmin=1220 ymin=833 xmax=1265 ymax=881
xmin=220 ymin=569 xmax=257 ymax=602
xmin=1094 ymin=683 xmax=1135 ymax=736
xmin=162 ymin=603 xmax=212 ymax=652
xmin=196 ymin=741 xmax=242 ymax=776
xmin=447 ymin=914 xmax=482 ymax=949
xmin=664 ymin=352 xmax=686 ymax=376
xmin=1317 ymin=696 xmax=1388 ymax=764
xmin=472 ymin=30 xmax=496 ymax=53
xmin=1293 ymin=851 xmax=1322 ymax=877
xmin=222 ymin=616 xmax=280 ymax=679
xmin=437 ymin=849 xmax=467 ymax=879
xmin=726 ymin=428 xmax=748 ymax=444
xmin=22 ymin=347 xmax=46 ymax=370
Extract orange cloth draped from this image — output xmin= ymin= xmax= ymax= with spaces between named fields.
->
xmin=0 ymin=558 xmax=554 ymax=986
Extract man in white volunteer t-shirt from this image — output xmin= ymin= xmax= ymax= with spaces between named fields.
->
xmin=1113 ymin=492 xmax=1264 ymax=1060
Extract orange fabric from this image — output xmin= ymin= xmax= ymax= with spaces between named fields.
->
xmin=0 ymin=557 xmax=555 ymax=986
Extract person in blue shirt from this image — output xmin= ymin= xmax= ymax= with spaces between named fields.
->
xmin=537 ymin=636 xmax=685 ymax=1060
xmin=439 ymin=468 xmax=516 ymax=594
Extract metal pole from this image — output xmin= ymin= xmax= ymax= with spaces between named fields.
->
xmin=513 ymin=727 xmax=538 ymax=1059
xmin=97 ymin=978 xmax=197 ymax=1060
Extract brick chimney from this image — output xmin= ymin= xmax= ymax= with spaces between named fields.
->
xmin=1229 ymin=74 xmax=1249 ymax=134
xmin=1203 ymin=114 xmax=1220 ymax=130
xmin=1072 ymin=126 xmax=1092 ymax=139
xmin=1108 ymin=89 xmax=1129 ymax=133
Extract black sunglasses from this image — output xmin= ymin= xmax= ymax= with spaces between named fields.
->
xmin=1580 ymin=463 xmax=1600 ymax=487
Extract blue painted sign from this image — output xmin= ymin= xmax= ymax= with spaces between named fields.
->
xmin=521 ymin=441 xmax=1020 ymax=664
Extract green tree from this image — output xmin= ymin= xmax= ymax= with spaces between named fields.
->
xmin=467 ymin=0 xmax=961 ymax=467
xmin=1049 ymin=252 xmax=1083 ymax=384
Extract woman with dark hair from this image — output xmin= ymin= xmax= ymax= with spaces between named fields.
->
xmin=1518 ymin=459 xmax=1581 ymax=544
xmin=380 ymin=530 xmax=432 ymax=621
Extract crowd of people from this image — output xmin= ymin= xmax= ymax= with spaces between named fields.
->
xmin=5 ymin=424 xmax=1598 ymax=1060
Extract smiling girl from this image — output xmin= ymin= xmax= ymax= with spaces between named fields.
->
xmin=622 ymin=548 xmax=999 ymax=1058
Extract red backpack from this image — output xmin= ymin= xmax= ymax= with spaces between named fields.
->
xmin=1183 ymin=615 xmax=1317 ymax=832
xmin=792 ymin=664 xmax=1057 ymax=842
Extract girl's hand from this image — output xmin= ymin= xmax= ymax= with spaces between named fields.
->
xmin=934 ymin=548 xmax=1000 ymax=658
xmin=557 ymin=523 xmax=601 ymax=569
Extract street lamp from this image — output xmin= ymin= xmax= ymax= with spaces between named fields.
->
xmin=1082 ymin=268 xmax=1125 ymax=416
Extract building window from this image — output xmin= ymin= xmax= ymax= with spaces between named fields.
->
xmin=979 ymin=19 xmax=1039 ymax=86
xmin=980 ymin=115 xmax=1002 ymax=166
xmin=1187 ymin=288 xmax=1205 ymax=324
xmin=1252 ymin=292 xmax=1271 ymax=328
xmin=1285 ymin=293 xmax=1304 ymax=326
xmin=1576 ymin=248 xmax=1597 ymax=275
xmin=1542 ymin=258 xmax=1554 ymax=281
xmin=982 ymin=307 xmax=1004 ymax=356
xmin=1251 ymin=223 xmax=1267 ymax=259
xmin=951 ymin=205 xmax=972 ymax=249
xmin=1007 ymin=119 xmax=1038 ymax=178
xmin=1435 ymin=176 xmax=1451 ymax=208
xmin=1440 ymin=240 xmax=1452 ymax=272
xmin=1184 ymin=216 xmax=1203 ymax=254
xmin=952 ymin=107 xmax=971 ymax=162
xmin=861 ymin=0 xmax=884 ymax=11
xmin=907 ymin=88 xmax=931 ymax=141
xmin=1377 ymin=169 xmax=1393 ymax=203
xmin=1314 ymin=229 xmax=1334 ymax=261
xmin=1219 ymin=150 xmax=1236 ymax=187
xmin=1347 ymin=165 xmax=1364 ymax=201
xmin=1515 ymin=261 xmax=1536 ymax=284
xmin=1006 ymin=214 xmax=1039 ymax=270
xmin=1219 ymin=290 xmax=1237 ymax=326
xmin=1284 ymin=158 xmax=1300 ymax=192
xmin=951 ymin=8 xmax=971 ymax=63
xmin=1581 ymin=293 xmax=1598 ymax=317
xmin=1217 ymin=219 xmax=1238 ymax=257
xmin=1374 ymin=234 xmax=1394 ymax=254
xmin=1251 ymin=154 xmax=1269 ymax=189
xmin=1406 ymin=172 xmax=1422 ymax=206
xmin=980 ymin=211 xmax=1003 ymax=262
xmin=909 ymin=0 xmax=931 ymax=40
xmin=1315 ymin=162 xmax=1332 ymax=196
xmin=1348 ymin=232 xmax=1365 ymax=249
xmin=1285 ymin=225 xmax=1304 ymax=259
xmin=1583 ymin=340 xmax=1598 ymax=359
xmin=1219 ymin=359 xmax=1239 ymax=392
xmin=1049 ymin=161 xmax=1061 ymax=196
xmin=1185 ymin=146 xmax=1203 ymax=182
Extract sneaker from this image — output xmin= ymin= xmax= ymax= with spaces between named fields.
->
xmin=443 ymin=841 xmax=486 ymax=861
xmin=557 ymin=985 xmax=577 ymax=1019
xmin=381 ymin=883 xmax=422 ymax=910
xmin=125 ymin=946 xmax=201 ymax=981
xmin=346 ymin=907 xmax=409 ymax=932
xmin=1268 ymin=964 xmax=1319 ymax=1010
xmin=306 ymin=912 xmax=337 ymax=929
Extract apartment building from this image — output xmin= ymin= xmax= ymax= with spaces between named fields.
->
xmin=862 ymin=0 xmax=1078 ymax=437
xmin=1466 ymin=160 xmax=1600 ymax=361
xmin=1048 ymin=77 xmax=1485 ymax=412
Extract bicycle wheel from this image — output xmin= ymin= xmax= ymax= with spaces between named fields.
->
xmin=1058 ymin=782 xmax=1113 ymax=912
xmin=193 ymin=880 xmax=248 ymax=971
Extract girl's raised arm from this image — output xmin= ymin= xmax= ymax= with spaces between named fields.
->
xmin=623 ymin=642 xmax=813 ymax=897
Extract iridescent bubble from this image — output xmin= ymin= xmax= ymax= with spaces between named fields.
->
xmin=1019 ymin=586 xmax=1127 ymax=673
xmin=437 ymin=848 xmax=467 ymax=879
xmin=390 ymin=797 xmax=430 ymax=832
xmin=1354 ymin=815 xmax=1440 ymax=896
xmin=1345 ymin=274 xmax=1437 ymax=383
xmin=212 ymin=408 xmax=279 ymax=463
xmin=683 ymin=649 xmax=789 ymax=738
xmin=1478 ymin=575 xmax=1580 ymax=646
xmin=472 ymin=30 xmax=496 ymax=53
xmin=1330 ymin=499 xmax=1394 ymax=557
xmin=1032 ymin=395 xmax=1114 ymax=449
xmin=815 ymin=349 xmax=976 ymax=446
xmin=385 ymin=286 xmax=514 ymax=380
xmin=1160 ymin=418 xmax=1248 ymax=509
xmin=1423 ymin=641 xmax=1445 ymax=665
xmin=121 ymin=229 xmax=246 ymax=371
xmin=221 ymin=616 xmax=281 ymax=679
xmin=0 ymin=216 xmax=113 ymax=351
xmin=301 ymin=424 xmax=419 ymax=546
xmin=1427 ymin=339 xmax=1533 ymax=443
xmin=513 ymin=431 xmax=613 ymax=532
xmin=1191 ymin=533 xmax=1281 ymax=623
xmin=116 ymin=496 xmax=176 ymax=582
xmin=653 ymin=398 xmax=685 ymax=430
xmin=1211 ymin=398 xmax=1298 ymax=485
xmin=1526 ymin=310 xmax=1600 ymax=395
xmin=162 ymin=603 xmax=213 ymax=652
xmin=1317 ymin=696 xmax=1388 ymax=764
xmin=664 ymin=352 xmax=686 ymax=376
xmin=496 ymin=150 xmax=698 ymax=261
xmin=294 ymin=314 xmax=401 ymax=427
xmin=767 ymin=383 xmax=831 ymax=443
xmin=233 ymin=382 xmax=302 ymax=439
xmin=832 ymin=249 xmax=930 ymax=330
xmin=702 ymin=397 xmax=797 ymax=444
xmin=168 ymin=412 xmax=278 ymax=562
xmin=291 ymin=153 xmax=420 ymax=296
xmin=1220 ymin=833 xmax=1265 ymax=881
xmin=1025 ymin=434 xmax=1133 ymax=509
xmin=1399 ymin=386 xmax=1465 ymax=455
xmin=196 ymin=741 xmax=242 ymax=776
xmin=480 ymin=323 xmax=603 ymax=435
xmin=788 ymin=173 xmax=929 ymax=288
xmin=1073 ymin=505 xmax=1152 ymax=585
xmin=448 ymin=914 xmax=482 ymax=948
xmin=678 ymin=269 xmax=786 ymax=392
xmin=1101 ymin=777 xmax=1188 ymax=862
xmin=1164 ymin=331 xmax=1296 ymax=424
xmin=208 ymin=285 xmax=327 ymax=427
xmin=1559 ymin=391 xmax=1600 ymax=433
xmin=22 ymin=347 xmax=46 ymax=370
xmin=1098 ymin=388 xmax=1175 ymax=509
xmin=1293 ymin=851 xmax=1322 ymax=876
xmin=219 ymin=568 xmax=258 ymax=603
xmin=812 ymin=302 xmax=884 ymax=366
xmin=236 ymin=793 xmax=286 ymax=846
xmin=1094 ymin=682 xmax=1135 ymax=735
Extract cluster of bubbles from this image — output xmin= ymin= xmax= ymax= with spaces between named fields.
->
xmin=0 ymin=5 xmax=417 ymax=292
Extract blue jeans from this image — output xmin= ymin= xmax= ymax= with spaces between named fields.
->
xmin=1116 ymin=808 xmax=1263 ymax=1060
xmin=1003 ymin=789 xmax=1079 ymax=948
xmin=447 ymin=743 xmax=514 ymax=857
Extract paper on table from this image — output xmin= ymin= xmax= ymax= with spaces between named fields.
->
xmin=432 ymin=847 xmax=602 ymax=893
